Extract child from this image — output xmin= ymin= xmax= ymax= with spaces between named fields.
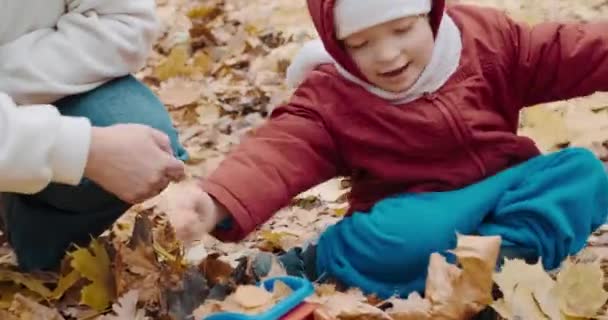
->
xmin=168 ymin=0 xmax=608 ymax=298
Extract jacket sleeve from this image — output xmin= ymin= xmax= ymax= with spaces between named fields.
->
xmin=200 ymin=86 xmax=343 ymax=241
xmin=505 ymin=15 xmax=608 ymax=107
xmin=0 ymin=0 xmax=158 ymax=105
xmin=0 ymin=93 xmax=91 ymax=194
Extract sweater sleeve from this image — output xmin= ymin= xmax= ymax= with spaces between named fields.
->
xmin=0 ymin=93 xmax=91 ymax=194
xmin=0 ymin=0 xmax=158 ymax=105
xmin=505 ymin=15 xmax=608 ymax=107
xmin=200 ymin=87 xmax=343 ymax=241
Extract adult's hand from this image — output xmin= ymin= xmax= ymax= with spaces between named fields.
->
xmin=84 ymin=124 xmax=185 ymax=204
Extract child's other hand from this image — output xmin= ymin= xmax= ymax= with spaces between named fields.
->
xmin=163 ymin=180 xmax=228 ymax=245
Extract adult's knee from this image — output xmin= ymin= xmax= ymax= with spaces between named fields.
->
xmin=55 ymin=75 xmax=187 ymax=160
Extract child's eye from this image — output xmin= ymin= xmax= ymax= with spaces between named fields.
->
xmin=347 ymin=41 xmax=368 ymax=50
xmin=394 ymin=26 xmax=412 ymax=34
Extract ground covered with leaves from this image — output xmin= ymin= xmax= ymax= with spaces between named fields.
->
xmin=1 ymin=0 xmax=608 ymax=319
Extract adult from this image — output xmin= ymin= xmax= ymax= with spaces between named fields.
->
xmin=0 ymin=0 xmax=188 ymax=271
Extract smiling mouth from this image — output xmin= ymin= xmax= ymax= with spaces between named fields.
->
xmin=378 ymin=62 xmax=410 ymax=78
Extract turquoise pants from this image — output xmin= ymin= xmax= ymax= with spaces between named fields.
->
xmin=2 ymin=75 xmax=187 ymax=271
xmin=315 ymin=148 xmax=608 ymax=298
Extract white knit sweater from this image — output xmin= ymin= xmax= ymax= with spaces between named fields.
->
xmin=0 ymin=0 xmax=158 ymax=194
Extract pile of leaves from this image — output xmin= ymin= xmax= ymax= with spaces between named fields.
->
xmin=1 ymin=0 xmax=608 ymax=319
xmin=2 ymin=213 xmax=608 ymax=320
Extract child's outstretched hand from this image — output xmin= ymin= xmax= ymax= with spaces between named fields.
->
xmin=162 ymin=180 xmax=228 ymax=245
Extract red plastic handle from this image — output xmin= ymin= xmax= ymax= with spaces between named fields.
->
xmin=281 ymin=302 xmax=320 ymax=320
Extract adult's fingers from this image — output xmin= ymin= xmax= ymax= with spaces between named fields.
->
xmin=150 ymin=128 xmax=173 ymax=154
xmin=154 ymin=175 xmax=171 ymax=194
xmin=165 ymin=157 xmax=186 ymax=182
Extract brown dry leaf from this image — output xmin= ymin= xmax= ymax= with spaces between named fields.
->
xmin=233 ymin=285 xmax=273 ymax=309
xmin=315 ymin=283 xmax=339 ymax=297
xmin=193 ymin=51 xmax=215 ymax=75
xmin=192 ymin=281 xmax=291 ymax=317
xmin=60 ymin=306 xmax=101 ymax=320
xmin=583 ymin=246 xmax=608 ymax=261
xmin=114 ymin=244 xmax=162 ymax=305
xmin=199 ymin=253 xmax=234 ymax=286
xmin=113 ymin=213 xmax=165 ymax=306
xmin=119 ymin=244 xmax=158 ymax=276
xmin=424 ymin=252 xmax=461 ymax=302
xmin=225 ymin=27 xmax=249 ymax=57
xmin=425 ymin=235 xmax=501 ymax=319
xmin=0 ymin=269 xmax=53 ymax=299
xmin=386 ymin=292 xmax=432 ymax=320
xmin=100 ymin=290 xmax=149 ymax=320
xmin=448 ymin=235 xmax=500 ymax=304
xmin=8 ymin=293 xmax=65 ymax=320
xmin=153 ymin=45 xmax=192 ymax=81
xmin=0 ymin=310 xmax=18 ymax=320
xmin=0 ymin=283 xmax=39 ymax=310
xmin=69 ymin=238 xmax=115 ymax=311
xmin=518 ymin=105 xmax=570 ymax=152
xmin=196 ymin=103 xmax=221 ymax=125
xmin=192 ymin=301 xmax=223 ymax=318
xmin=309 ymin=288 xmax=389 ymax=320
xmin=157 ymin=78 xmax=202 ymax=108
xmin=424 ymin=253 xmax=465 ymax=317
xmin=272 ymin=280 xmax=293 ymax=300
xmin=308 ymin=235 xmax=502 ymax=320
xmin=555 ymin=259 xmax=608 ymax=318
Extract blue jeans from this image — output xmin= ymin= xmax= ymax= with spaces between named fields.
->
xmin=315 ymin=147 xmax=608 ymax=298
xmin=2 ymin=75 xmax=188 ymax=271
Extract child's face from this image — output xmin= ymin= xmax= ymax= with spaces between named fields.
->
xmin=344 ymin=15 xmax=434 ymax=93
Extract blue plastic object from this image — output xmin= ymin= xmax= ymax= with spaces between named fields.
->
xmin=204 ymin=276 xmax=315 ymax=320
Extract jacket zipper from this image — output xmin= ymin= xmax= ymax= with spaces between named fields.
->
xmin=424 ymin=93 xmax=487 ymax=177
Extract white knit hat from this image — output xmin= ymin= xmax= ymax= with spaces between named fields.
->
xmin=334 ymin=0 xmax=432 ymax=39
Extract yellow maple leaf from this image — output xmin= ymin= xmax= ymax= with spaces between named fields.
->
xmin=50 ymin=269 xmax=81 ymax=300
xmin=69 ymin=238 xmax=115 ymax=311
